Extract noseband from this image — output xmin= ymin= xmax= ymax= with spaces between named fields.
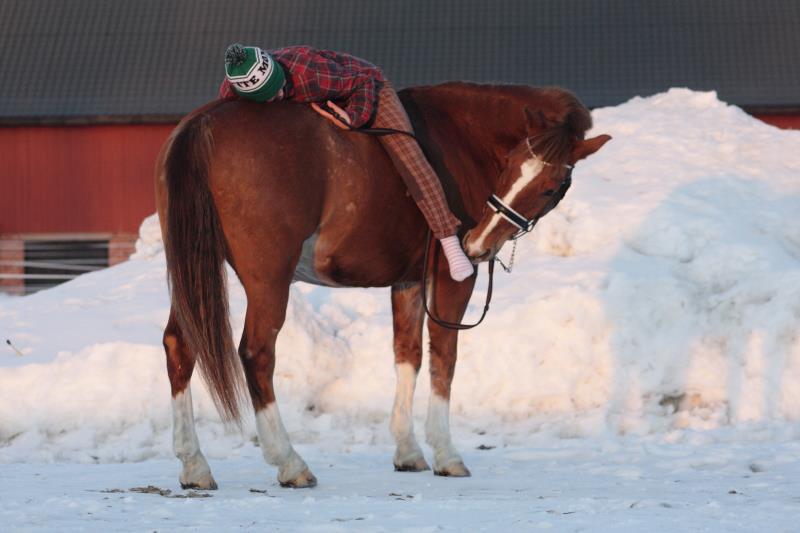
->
xmin=486 ymin=137 xmax=574 ymax=240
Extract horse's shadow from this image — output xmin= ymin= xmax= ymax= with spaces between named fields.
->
xmin=600 ymin=176 xmax=800 ymax=433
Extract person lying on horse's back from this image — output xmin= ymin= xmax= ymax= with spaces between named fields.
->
xmin=219 ymin=43 xmax=474 ymax=282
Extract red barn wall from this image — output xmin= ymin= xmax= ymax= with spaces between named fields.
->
xmin=0 ymin=124 xmax=174 ymax=234
xmin=0 ymin=123 xmax=174 ymax=293
xmin=754 ymin=114 xmax=800 ymax=130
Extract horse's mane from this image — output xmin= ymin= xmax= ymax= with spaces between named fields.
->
xmin=526 ymin=88 xmax=591 ymax=166
xmin=405 ymin=82 xmax=592 ymax=166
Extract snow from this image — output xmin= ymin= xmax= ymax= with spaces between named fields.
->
xmin=2 ymin=88 xmax=800 ymax=530
xmin=4 ymin=439 xmax=800 ymax=531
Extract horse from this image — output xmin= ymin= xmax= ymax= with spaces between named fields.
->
xmin=155 ymin=81 xmax=610 ymax=489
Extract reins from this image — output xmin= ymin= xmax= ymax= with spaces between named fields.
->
xmin=351 ymin=122 xmax=496 ymax=330
xmin=420 ymin=230 xmax=495 ymax=330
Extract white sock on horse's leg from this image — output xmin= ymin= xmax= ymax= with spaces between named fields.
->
xmin=254 ymin=403 xmax=316 ymax=487
xmin=440 ymin=235 xmax=474 ymax=282
xmin=172 ymin=388 xmax=217 ymax=489
xmin=390 ymin=362 xmax=429 ymax=470
xmin=425 ymin=393 xmax=470 ymax=476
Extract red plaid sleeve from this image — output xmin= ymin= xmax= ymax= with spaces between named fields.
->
xmin=341 ymin=76 xmax=379 ymax=127
xmin=218 ymin=79 xmax=235 ymax=99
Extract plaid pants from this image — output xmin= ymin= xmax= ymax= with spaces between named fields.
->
xmin=372 ymin=82 xmax=460 ymax=239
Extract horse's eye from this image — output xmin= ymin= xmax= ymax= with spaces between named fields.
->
xmin=542 ymin=189 xmax=555 ymax=196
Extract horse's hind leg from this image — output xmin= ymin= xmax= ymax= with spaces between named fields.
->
xmin=390 ymin=282 xmax=430 ymax=472
xmin=163 ymin=309 xmax=217 ymax=489
xmin=425 ymin=270 xmax=476 ymax=477
xmin=239 ymin=280 xmax=317 ymax=488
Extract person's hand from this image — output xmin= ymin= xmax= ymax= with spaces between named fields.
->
xmin=311 ymin=101 xmax=352 ymax=129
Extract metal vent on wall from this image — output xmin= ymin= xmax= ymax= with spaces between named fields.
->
xmin=23 ymin=240 xmax=109 ymax=294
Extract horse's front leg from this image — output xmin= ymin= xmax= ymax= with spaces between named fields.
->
xmin=163 ymin=309 xmax=218 ymax=490
xmin=390 ymin=282 xmax=430 ymax=472
xmin=239 ymin=277 xmax=317 ymax=489
xmin=425 ymin=264 xmax=476 ymax=477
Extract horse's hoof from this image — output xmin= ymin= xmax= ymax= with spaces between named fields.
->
xmin=394 ymin=456 xmax=431 ymax=472
xmin=179 ymin=457 xmax=218 ymax=490
xmin=434 ymin=462 xmax=471 ymax=477
xmin=279 ymin=469 xmax=317 ymax=489
xmin=179 ymin=472 xmax=218 ymax=490
xmin=180 ymin=478 xmax=218 ymax=490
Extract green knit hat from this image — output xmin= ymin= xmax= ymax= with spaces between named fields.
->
xmin=224 ymin=44 xmax=286 ymax=102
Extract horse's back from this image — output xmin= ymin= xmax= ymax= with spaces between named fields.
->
xmin=199 ymin=100 xmax=426 ymax=287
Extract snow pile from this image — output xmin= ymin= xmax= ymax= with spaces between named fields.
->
xmin=2 ymin=89 xmax=800 ymax=463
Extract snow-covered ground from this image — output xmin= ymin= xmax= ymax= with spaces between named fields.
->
xmin=2 ymin=89 xmax=800 ymax=530
xmin=4 ymin=438 xmax=800 ymax=531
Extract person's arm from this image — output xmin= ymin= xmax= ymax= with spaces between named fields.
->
xmin=218 ymin=79 xmax=236 ymax=99
xmin=340 ymin=77 xmax=379 ymax=128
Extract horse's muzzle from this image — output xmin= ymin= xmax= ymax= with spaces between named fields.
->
xmin=468 ymin=250 xmax=493 ymax=264
xmin=462 ymin=231 xmax=495 ymax=263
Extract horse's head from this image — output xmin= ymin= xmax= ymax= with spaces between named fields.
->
xmin=463 ymin=107 xmax=610 ymax=262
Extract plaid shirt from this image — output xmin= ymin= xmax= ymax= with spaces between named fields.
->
xmin=219 ymin=45 xmax=385 ymax=127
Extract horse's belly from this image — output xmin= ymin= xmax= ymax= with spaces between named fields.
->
xmin=291 ymin=233 xmax=338 ymax=287
xmin=292 ymin=228 xmax=416 ymax=288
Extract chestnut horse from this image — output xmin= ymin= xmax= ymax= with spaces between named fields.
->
xmin=156 ymin=82 xmax=610 ymax=489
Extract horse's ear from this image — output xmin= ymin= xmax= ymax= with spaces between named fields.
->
xmin=571 ymin=134 xmax=612 ymax=162
xmin=523 ymin=107 xmax=548 ymax=134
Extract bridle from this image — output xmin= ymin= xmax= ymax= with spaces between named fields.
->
xmin=486 ymin=137 xmax=574 ymax=241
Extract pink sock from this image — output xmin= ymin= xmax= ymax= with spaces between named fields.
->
xmin=440 ymin=236 xmax=474 ymax=282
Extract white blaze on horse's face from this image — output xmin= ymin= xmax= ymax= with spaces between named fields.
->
xmin=464 ymin=152 xmax=547 ymax=259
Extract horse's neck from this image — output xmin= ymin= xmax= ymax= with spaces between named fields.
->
xmin=401 ymin=84 xmax=525 ymax=228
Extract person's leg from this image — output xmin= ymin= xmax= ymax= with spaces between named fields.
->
xmin=373 ymin=82 xmax=473 ymax=281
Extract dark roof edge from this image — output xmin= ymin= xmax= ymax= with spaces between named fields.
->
xmin=0 ymin=114 xmax=183 ymax=126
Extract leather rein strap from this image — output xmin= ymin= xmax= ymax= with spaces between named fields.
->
xmin=420 ymin=230 xmax=495 ymax=330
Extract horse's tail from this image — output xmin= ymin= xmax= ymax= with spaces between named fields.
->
xmin=162 ymin=112 xmax=245 ymax=423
